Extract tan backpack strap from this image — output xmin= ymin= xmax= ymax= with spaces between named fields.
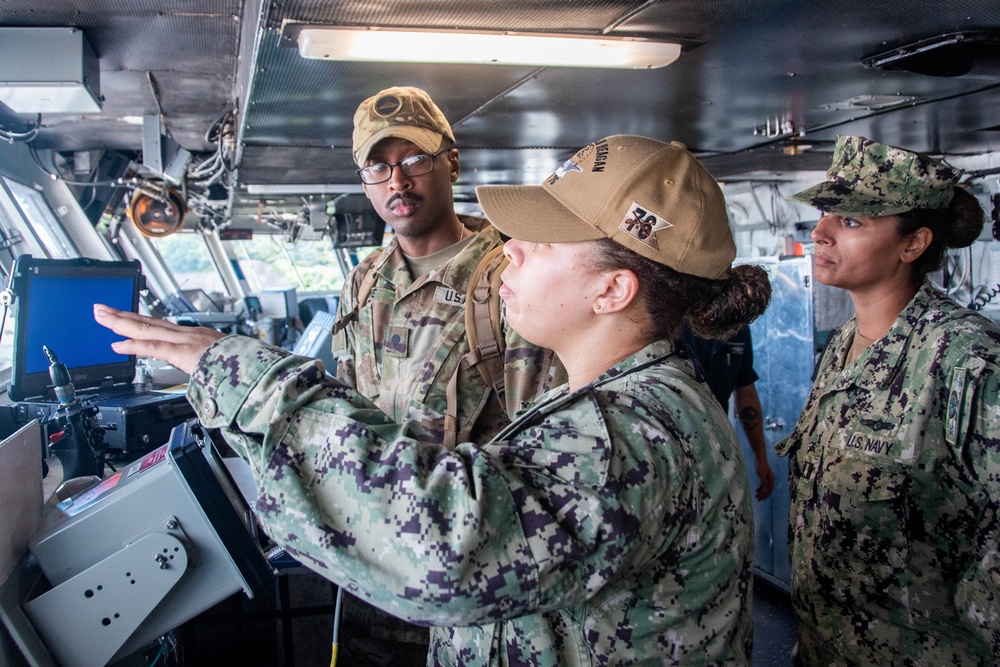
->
xmin=329 ymin=249 xmax=383 ymax=337
xmin=330 ymin=304 xmax=359 ymax=337
xmin=444 ymin=366 xmax=460 ymax=449
xmin=444 ymin=360 xmax=478 ymax=449
xmin=443 ymin=245 xmax=507 ymax=449
xmin=464 ymin=245 xmax=507 ymax=398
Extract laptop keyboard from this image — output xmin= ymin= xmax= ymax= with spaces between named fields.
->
xmin=98 ymin=384 xmax=146 ymax=399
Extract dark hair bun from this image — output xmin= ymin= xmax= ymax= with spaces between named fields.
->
xmin=944 ymin=187 xmax=985 ymax=249
xmin=690 ymin=264 xmax=771 ymax=339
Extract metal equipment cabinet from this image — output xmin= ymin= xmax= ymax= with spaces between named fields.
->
xmin=731 ymin=256 xmax=851 ymax=590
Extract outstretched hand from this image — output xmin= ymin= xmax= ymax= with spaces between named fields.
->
xmin=93 ymin=304 xmax=226 ymax=374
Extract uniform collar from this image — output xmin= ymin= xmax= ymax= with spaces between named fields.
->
xmin=427 ymin=218 xmax=498 ymax=290
xmin=825 ymin=279 xmax=939 ymax=393
xmin=492 ymin=339 xmax=681 ymax=442
xmin=374 ymin=215 xmax=497 ymax=292
xmin=592 ymin=338 xmax=680 ymax=386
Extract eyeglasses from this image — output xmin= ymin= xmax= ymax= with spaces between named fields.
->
xmin=357 ymin=148 xmax=449 ymax=185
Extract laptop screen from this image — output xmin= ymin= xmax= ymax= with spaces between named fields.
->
xmin=8 ymin=255 xmax=142 ymax=402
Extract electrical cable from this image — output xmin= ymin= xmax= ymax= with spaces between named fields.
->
xmin=0 ymin=126 xmax=38 ymax=142
xmin=186 ymin=192 xmax=227 ymax=221
xmin=938 ymin=249 xmax=970 ymax=297
xmin=190 ymin=152 xmax=221 ymax=177
xmin=188 ymin=109 xmax=235 ymax=187
xmin=967 ymin=241 xmax=1000 ymax=311
xmin=74 ymin=178 xmax=101 ymax=214
xmin=28 ymin=145 xmax=129 ymax=187
xmin=330 ymin=586 xmax=343 ymax=667
xmin=0 ymin=114 xmax=41 ymax=143
xmin=203 ymin=109 xmax=233 ymax=145
xmin=148 ymin=635 xmax=168 ymax=667
xmin=970 ymin=282 xmax=1000 ymax=311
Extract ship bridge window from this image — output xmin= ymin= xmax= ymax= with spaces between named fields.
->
xmin=227 ymin=235 xmax=352 ymax=294
xmin=151 ymin=231 xmax=226 ymax=295
xmin=0 ymin=186 xmax=36 ymax=265
xmin=0 ymin=178 xmax=77 ymax=259
xmin=0 ymin=178 xmax=75 ymax=260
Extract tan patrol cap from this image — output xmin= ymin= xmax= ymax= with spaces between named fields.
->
xmin=352 ymin=86 xmax=455 ymax=167
xmin=476 ymin=135 xmax=735 ymax=279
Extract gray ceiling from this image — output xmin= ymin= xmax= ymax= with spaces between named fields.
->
xmin=2 ymin=0 xmax=999 ymax=226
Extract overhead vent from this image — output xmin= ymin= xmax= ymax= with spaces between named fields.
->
xmin=0 ymin=27 xmax=101 ymax=114
xmin=863 ymin=30 xmax=1000 ymax=78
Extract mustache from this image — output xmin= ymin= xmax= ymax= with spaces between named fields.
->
xmin=387 ymin=192 xmax=423 ymax=207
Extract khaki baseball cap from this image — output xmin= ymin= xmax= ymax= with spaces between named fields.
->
xmin=790 ymin=135 xmax=962 ymax=216
xmin=352 ymin=86 xmax=455 ymax=167
xmin=476 ymin=135 xmax=735 ymax=279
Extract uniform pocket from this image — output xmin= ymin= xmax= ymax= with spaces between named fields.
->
xmin=817 ymin=452 xmax=912 ymax=606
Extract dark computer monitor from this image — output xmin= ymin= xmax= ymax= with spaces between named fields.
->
xmin=330 ymin=193 xmax=386 ymax=248
xmin=7 ymin=255 xmax=142 ymax=402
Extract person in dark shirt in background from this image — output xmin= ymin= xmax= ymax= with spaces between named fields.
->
xmin=683 ymin=324 xmax=775 ymax=500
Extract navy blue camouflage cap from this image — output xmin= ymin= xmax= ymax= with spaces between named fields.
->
xmin=790 ymin=135 xmax=963 ymax=217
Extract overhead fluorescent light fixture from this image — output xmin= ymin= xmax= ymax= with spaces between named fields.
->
xmin=296 ymin=27 xmax=681 ymax=69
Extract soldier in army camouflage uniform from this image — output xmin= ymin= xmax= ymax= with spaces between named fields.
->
xmin=94 ymin=134 xmax=771 ymax=665
xmin=779 ymin=135 xmax=1000 ymax=665
xmin=333 ymin=86 xmax=565 ymax=661
xmin=334 ymin=86 xmax=563 ymax=449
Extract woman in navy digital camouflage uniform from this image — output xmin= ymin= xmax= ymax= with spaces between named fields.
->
xmin=778 ymin=135 xmax=1000 ymax=665
xmin=95 ymin=135 xmax=771 ymax=666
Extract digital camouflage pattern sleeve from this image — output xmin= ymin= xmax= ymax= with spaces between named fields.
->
xmin=953 ymin=343 xmax=1000 ymax=657
xmin=186 ymin=336 xmax=751 ymax=666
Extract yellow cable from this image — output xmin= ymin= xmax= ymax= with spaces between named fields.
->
xmin=330 ymin=586 xmax=343 ymax=666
